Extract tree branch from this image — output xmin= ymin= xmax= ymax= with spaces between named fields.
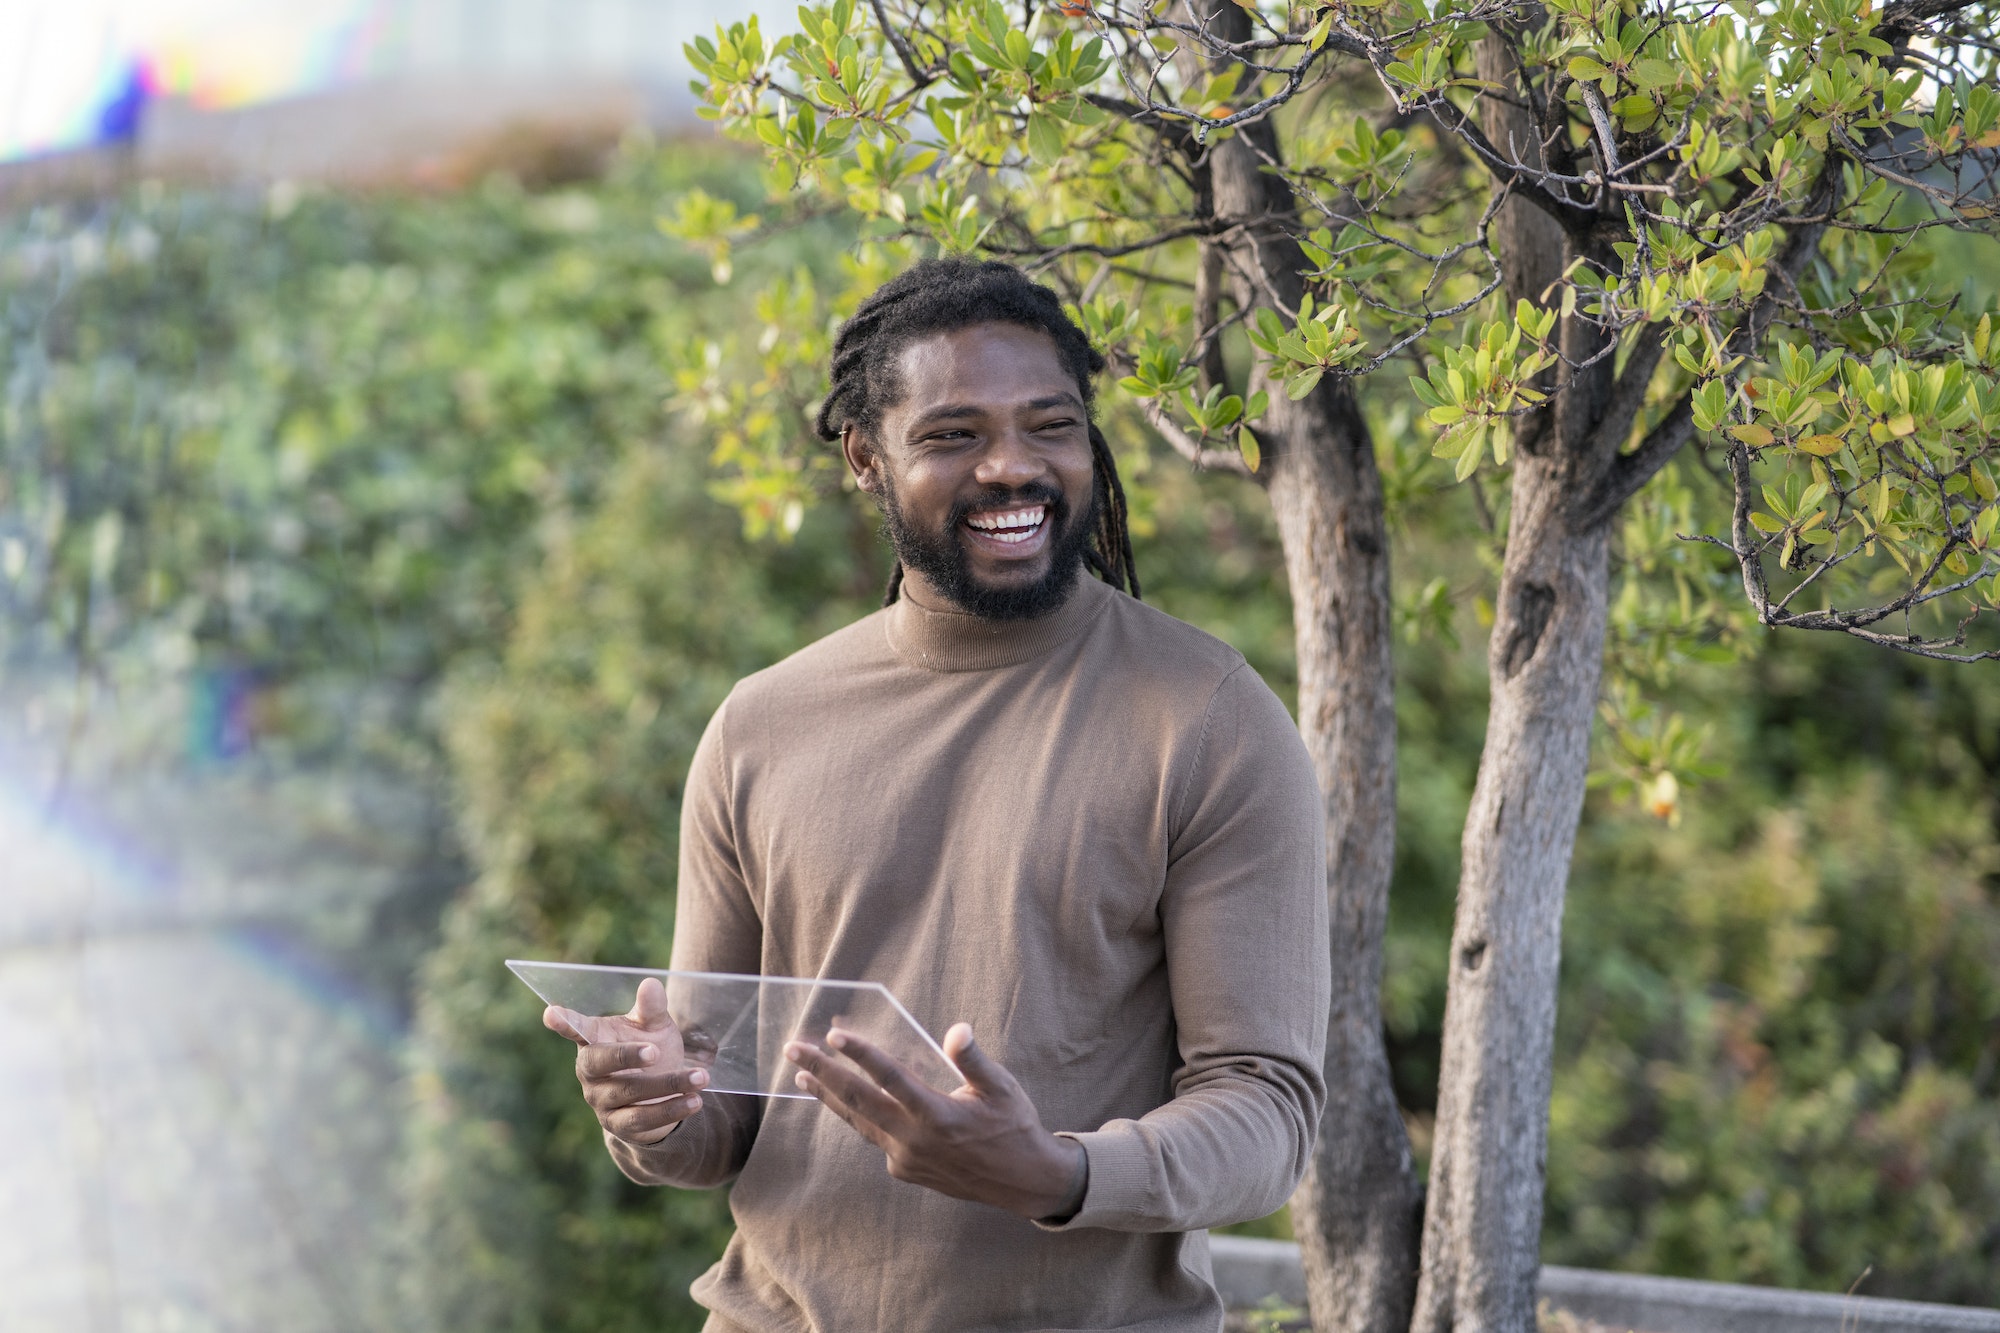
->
xmin=1416 ymin=91 xmax=1598 ymax=231
xmin=1575 ymin=392 xmax=1695 ymax=531
xmin=870 ymin=0 xmax=939 ymax=87
xmin=1138 ymin=397 xmax=1254 ymax=476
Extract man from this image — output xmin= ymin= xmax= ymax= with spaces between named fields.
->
xmin=548 ymin=259 xmax=1330 ymax=1331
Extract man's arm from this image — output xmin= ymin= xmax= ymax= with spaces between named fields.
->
xmin=1048 ymin=662 xmax=1331 ymax=1232
xmin=605 ymin=696 xmax=765 ymax=1188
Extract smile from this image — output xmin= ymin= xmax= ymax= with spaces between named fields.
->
xmin=963 ymin=505 xmax=1046 ymax=546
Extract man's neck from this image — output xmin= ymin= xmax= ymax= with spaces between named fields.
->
xmin=896 ymin=568 xmax=956 ymax=613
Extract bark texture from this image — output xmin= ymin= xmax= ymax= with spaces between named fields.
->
xmin=1410 ymin=58 xmax=1618 ymax=1320
xmin=1406 ymin=450 xmax=1610 ymax=1333
xmin=1269 ymin=385 xmax=1419 ymax=1333
xmin=1201 ymin=6 xmax=1421 ymax=1326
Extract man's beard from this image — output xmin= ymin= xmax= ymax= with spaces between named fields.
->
xmin=879 ymin=475 xmax=1097 ymax=621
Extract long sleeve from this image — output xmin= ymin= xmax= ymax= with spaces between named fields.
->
xmin=606 ymin=695 xmax=765 ymax=1188
xmin=1049 ymin=664 xmax=1331 ymax=1232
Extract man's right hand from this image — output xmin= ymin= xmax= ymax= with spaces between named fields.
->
xmin=545 ymin=976 xmax=709 ymax=1146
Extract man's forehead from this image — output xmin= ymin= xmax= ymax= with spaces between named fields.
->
xmin=891 ymin=323 xmax=1075 ymax=406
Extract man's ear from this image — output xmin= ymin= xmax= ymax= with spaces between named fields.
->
xmin=841 ymin=425 xmax=880 ymax=494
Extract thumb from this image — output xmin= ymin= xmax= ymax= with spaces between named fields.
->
xmin=942 ymin=1023 xmax=1012 ymax=1096
xmin=629 ymin=976 xmax=673 ymax=1031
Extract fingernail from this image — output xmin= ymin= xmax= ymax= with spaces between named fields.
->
xmin=686 ymin=1096 xmax=701 ymax=1113
xmin=689 ymin=1069 xmax=708 ymax=1087
xmin=826 ymin=1030 xmax=846 ymax=1050
xmin=795 ymin=1071 xmax=811 ymax=1090
xmin=640 ymin=1045 xmax=658 ymax=1063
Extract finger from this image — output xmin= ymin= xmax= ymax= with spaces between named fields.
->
xmin=577 ymin=1041 xmax=663 ymax=1079
xmin=544 ymin=1006 xmax=588 ymax=1044
xmin=587 ymin=1065 xmax=709 ymax=1111
xmin=786 ymin=1039 xmax=906 ymax=1129
xmin=629 ymin=976 xmax=673 ymax=1030
xmin=792 ymin=1067 xmax=896 ymax=1154
xmin=825 ymin=1027 xmax=942 ymax=1113
xmin=606 ymin=1093 xmax=704 ymax=1145
xmin=941 ymin=1023 xmax=1017 ymax=1098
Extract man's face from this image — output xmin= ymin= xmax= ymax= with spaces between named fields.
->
xmin=843 ymin=323 xmax=1098 ymax=620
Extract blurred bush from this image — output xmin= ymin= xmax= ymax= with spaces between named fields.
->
xmin=1543 ymin=640 xmax=2000 ymax=1301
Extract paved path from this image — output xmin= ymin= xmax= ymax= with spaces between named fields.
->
xmin=1 ymin=753 xmax=432 ymax=1333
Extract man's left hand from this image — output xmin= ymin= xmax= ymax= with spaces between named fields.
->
xmin=785 ymin=1022 xmax=1086 ymax=1221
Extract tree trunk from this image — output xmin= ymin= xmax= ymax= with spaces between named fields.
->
xmin=1409 ymin=59 xmax=1617 ymax=1310
xmin=1201 ymin=6 xmax=1422 ymax=1323
xmin=1406 ymin=449 xmax=1610 ymax=1333
xmin=1266 ymin=385 xmax=1421 ymax=1333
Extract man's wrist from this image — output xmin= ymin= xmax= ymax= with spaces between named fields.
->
xmin=1033 ymin=1136 xmax=1089 ymax=1224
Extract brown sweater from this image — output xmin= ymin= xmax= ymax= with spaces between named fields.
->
xmin=610 ymin=574 xmax=1331 ymax=1332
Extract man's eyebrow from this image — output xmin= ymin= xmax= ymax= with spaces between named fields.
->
xmin=909 ymin=404 xmax=985 ymax=426
xmin=907 ymin=392 xmax=1084 ymax=428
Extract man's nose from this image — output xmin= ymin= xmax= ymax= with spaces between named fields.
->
xmin=972 ymin=426 xmax=1045 ymax=488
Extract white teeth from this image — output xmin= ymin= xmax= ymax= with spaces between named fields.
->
xmin=966 ymin=505 xmax=1046 ymax=532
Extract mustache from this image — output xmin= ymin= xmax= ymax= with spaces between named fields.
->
xmin=946 ymin=483 xmax=1067 ymax=529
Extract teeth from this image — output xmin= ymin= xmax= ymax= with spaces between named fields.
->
xmin=967 ymin=505 xmax=1045 ymax=532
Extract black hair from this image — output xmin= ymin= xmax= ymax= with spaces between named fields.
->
xmin=814 ymin=257 xmax=1140 ymax=605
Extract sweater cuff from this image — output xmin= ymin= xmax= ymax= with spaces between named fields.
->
xmin=1035 ymin=1124 xmax=1153 ymax=1231
xmin=605 ymin=1121 xmax=701 ymax=1185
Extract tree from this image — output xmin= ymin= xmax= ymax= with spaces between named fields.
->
xmin=673 ymin=1 xmax=2000 ymax=1329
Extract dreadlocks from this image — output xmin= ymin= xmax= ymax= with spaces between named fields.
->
xmin=815 ymin=258 xmax=1140 ymax=607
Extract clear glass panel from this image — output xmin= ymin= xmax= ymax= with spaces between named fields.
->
xmin=505 ymin=960 xmax=963 ymax=1099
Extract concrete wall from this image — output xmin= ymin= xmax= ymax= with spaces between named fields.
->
xmin=1208 ymin=1236 xmax=2000 ymax=1333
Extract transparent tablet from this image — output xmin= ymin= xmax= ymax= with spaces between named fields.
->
xmin=506 ymin=960 xmax=963 ymax=1099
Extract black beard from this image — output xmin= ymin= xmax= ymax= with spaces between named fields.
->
xmin=879 ymin=476 xmax=1096 ymax=621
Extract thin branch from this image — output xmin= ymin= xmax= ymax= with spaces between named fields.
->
xmin=1139 ymin=396 xmax=1255 ymax=476
xmin=870 ymin=0 xmax=939 ymax=87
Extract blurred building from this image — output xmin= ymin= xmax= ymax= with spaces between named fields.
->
xmin=0 ymin=0 xmax=769 ymax=200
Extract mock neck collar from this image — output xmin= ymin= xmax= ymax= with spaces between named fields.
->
xmin=883 ymin=573 xmax=1109 ymax=672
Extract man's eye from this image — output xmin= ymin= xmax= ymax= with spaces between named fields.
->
xmin=1035 ymin=419 xmax=1077 ymax=432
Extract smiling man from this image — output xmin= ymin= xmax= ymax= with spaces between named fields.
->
xmin=551 ymin=259 xmax=1331 ymax=1332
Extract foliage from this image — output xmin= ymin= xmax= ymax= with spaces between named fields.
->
xmin=0 ymin=139 xmax=795 ymax=754
xmin=1546 ymin=636 xmax=2000 ymax=1300
xmin=0 ymin=139 xmax=852 ymax=1333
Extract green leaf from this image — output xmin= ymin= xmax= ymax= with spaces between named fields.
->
xmin=1633 ymin=58 xmax=1680 ymax=90
xmin=1026 ymin=111 xmax=1062 ymax=165
xmin=1454 ymin=426 xmax=1487 ymax=481
xmin=1568 ymin=55 xmax=1610 ymax=81
xmin=1237 ymin=428 xmax=1261 ymax=472
xmin=1286 ymin=368 xmax=1324 ymax=400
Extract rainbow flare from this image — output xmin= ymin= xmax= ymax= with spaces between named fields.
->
xmin=1 ymin=1 xmax=380 ymax=162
